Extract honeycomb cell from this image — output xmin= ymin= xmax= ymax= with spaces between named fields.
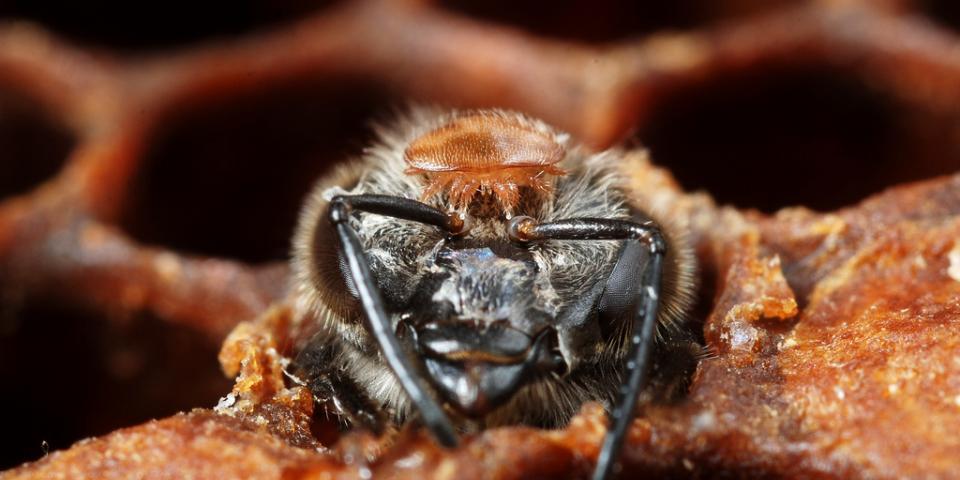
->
xmin=0 ymin=89 xmax=74 ymax=202
xmin=118 ymin=80 xmax=390 ymax=263
xmin=0 ymin=302 xmax=229 ymax=470
xmin=441 ymin=0 xmax=800 ymax=43
xmin=637 ymin=66 xmax=958 ymax=212
xmin=921 ymin=0 xmax=960 ymax=33
xmin=0 ymin=0 xmax=338 ymax=52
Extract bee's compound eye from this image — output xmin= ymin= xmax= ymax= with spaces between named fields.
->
xmin=336 ymin=248 xmax=359 ymax=299
xmin=598 ymin=240 xmax=645 ymax=338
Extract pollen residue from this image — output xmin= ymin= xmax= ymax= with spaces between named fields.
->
xmin=404 ymin=113 xmax=566 ymax=210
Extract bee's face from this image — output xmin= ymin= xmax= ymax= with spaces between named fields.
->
xmin=292 ymin=108 xmax=695 ymax=431
xmin=329 ymin=195 xmax=650 ymax=418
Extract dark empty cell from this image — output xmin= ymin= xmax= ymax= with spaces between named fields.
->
xmin=440 ymin=0 xmax=798 ymax=43
xmin=0 ymin=0 xmax=335 ymax=52
xmin=637 ymin=67 xmax=958 ymax=213
xmin=0 ymin=90 xmax=74 ymax=201
xmin=119 ymin=81 xmax=389 ymax=264
xmin=0 ymin=300 xmax=230 ymax=470
xmin=922 ymin=0 xmax=960 ymax=32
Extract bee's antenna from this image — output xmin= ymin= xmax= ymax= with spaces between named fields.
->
xmin=508 ymin=216 xmax=665 ymax=480
xmin=328 ymin=195 xmax=460 ymax=448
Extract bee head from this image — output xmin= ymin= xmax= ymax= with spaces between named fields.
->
xmin=292 ymin=108 xmax=697 ymax=433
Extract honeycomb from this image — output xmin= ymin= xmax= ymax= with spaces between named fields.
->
xmin=1 ymin=0 xmax=959 ymax=478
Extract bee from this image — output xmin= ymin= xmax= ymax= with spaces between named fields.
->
xmin=291 ymin=108 xmax=697 ymax=479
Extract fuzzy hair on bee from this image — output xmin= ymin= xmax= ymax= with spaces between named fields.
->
xmin=290 ymin=107 xmax=698 ymax=478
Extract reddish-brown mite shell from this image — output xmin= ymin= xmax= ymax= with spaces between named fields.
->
xmin=404 ymin=113 xmax=567 ymax=211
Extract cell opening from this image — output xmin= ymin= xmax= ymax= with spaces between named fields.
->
xmin=0 ymin=0 xmax=338 ymax=52
xmin=0 ymin=300 xmax=230 ymax=470
xmin=118 ymin=79 xmax=391 ymax=264
xmin=920 ymin=0 xmax=960 ymax=33
xmin=636 ymin=65 xmax=959 ymax=213
xmin=0 ymin=89 xmax=75 ymax=202
xmin=440 ymin=0 xmax=801 ymax=43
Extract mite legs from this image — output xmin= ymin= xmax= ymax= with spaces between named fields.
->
xmin=508 ymin=216 xmax=665 ymax=480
